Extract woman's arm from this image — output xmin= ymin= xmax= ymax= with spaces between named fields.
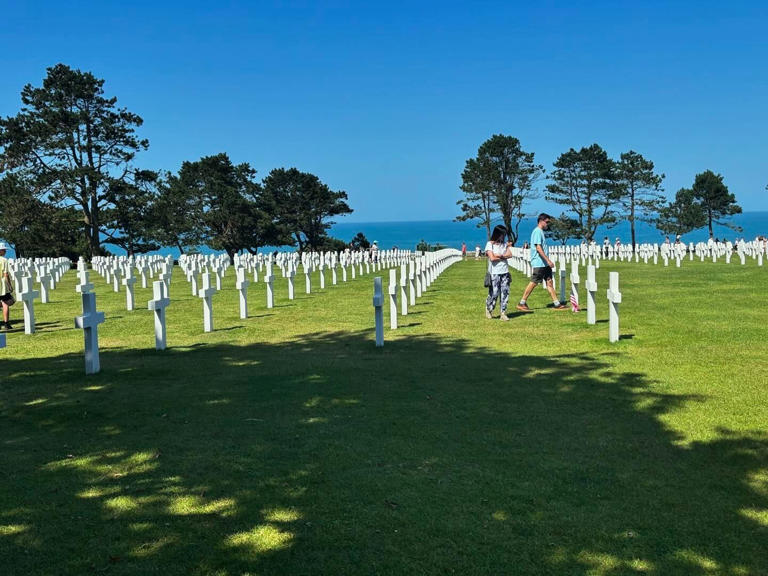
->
xmin=486 ymin=249 xmax=502 ymax=262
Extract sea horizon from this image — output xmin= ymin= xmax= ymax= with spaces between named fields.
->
xmin=4 ymin=211 xmax=767 ymax=260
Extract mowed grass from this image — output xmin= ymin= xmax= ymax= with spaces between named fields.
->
xmin=1 ymin=257 xmax=766 ymax=575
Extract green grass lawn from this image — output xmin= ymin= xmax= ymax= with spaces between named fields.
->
xmin=1 ymin=258 xmax=766 ymax=575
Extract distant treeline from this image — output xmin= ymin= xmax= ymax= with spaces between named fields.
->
xmin=0 ymin=64 xmax=354 ymax=260
xmin=457 ymin=134 xmax=748 ymax=246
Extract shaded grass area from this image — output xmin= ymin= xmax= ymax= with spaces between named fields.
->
xmin=1 ymin=259 xmax=767 ymax=575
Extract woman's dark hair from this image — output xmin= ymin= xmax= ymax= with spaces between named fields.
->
xmin=490 ymin=225 xmax=507 ymax=243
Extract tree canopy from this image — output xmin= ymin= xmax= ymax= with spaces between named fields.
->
xmin=615 ymin=151 xmax=665 ymax=247
xmin=545 ymin=144 xmax=619 ymax=242
xmin=0 ymin=64 xmax=152 ymax=257
xmin=262 ymin=168 xmax=352 ymax=251
xmin=691 ymin=170 xmax=742 ymax=238
xmin=457 ymin=135 xmax=543 ymax=244
xmin=655 ymin=188 xmax=707 ymax=237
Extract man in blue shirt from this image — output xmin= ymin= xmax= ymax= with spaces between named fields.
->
xmin=516 ymin=213 xmax=567 ymax=312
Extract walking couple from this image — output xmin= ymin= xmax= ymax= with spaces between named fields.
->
xmin=485 ymin=214 xmax=568 ymax=320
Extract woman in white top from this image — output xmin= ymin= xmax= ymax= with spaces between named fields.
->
xmin=485 ymin=225 xmax=513 ymax=321
xmin=0 ymin=242 xmax=13 ymax=331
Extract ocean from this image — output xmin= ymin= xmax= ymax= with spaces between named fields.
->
xmin=330 ymin=212 xmax=768 ymax=252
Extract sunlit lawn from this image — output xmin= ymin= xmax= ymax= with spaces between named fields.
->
xmin=1 ymin=257 xmax=766 ymax=575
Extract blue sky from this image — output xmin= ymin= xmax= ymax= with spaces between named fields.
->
xmin=1 ymin=0 xmax=766 ymax=222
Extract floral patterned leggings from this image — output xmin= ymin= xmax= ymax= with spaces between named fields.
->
xmin=486 ymin=273 xmax=510 ymax=313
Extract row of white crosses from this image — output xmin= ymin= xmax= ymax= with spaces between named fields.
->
xmin=177 ymin=250 xmax=415 ymax=334
xmin=547 ymin=237 xmax=767 ymax=268
xmin=373 ymin=249 xmax=463 ymax=346
xmin=504 ymin=247 xmax=623 ymax=343
xmin=0 ymin=256 xmax=70 ymax=336
xmin=70 ymin=255 xmax=174 ymax=372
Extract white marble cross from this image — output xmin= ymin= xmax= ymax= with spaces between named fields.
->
xmin=585 ymin=264 xmax=597 ymax=325
xmin=331 ymin=264 xmax=337 ymax=285
xmin=38 ymin=266 xmax=51 ymax=304
xmin=399 ymin=264 xmax=408 ymax=316
xmin=319 ymin=264 xmax=326 ymax=290
xmin=139 ymin=265 xmax=148 ymax=288
xmin=159 ymin=263 xmax=172 ymax=292
xmin=265 ymin=266 xmax=274 ymax=309
xmin=20 ymin=276 xmax=39 ymax=335
xmin=198 ymin=272 xmax=217 ymax=332
xmin=147 ymin=280 xmax=170 ymax=350
xmin=408 ymin=260 xmax=416 ymax=305
xmin=284 ymin=263 xmax=294 ymax=300
xmin=76 ymin=269 xmax=94 ymax=294
xmin=213 ymin=265 xmax=223 ymax=291
xmin=415 ymin=260 xmax=422 ymax=298
xmin=112 ymin=266 xmax=122 ymax=293
xmin=558 ymin=267 xmax=566 ymax=304
xmin=190 ymin=270 xmax=199 ymax=297
xmin=570 ymin=262 xmax=580 ymax=311
xmin=607 ymin=272 xmax=622 ymax=343
xmin=388 ymin=268 xmax=398 ymax=330
xmin=373 ymin=277 xmax=384 ymax=347
xmin=236 ymin=267 xmax=250 ymax=319
xmin=304 ymin=264 xmax=312 ymax=294
xmin=122 ymin=268 xmax=137 ymax=311
xmin=75 ymin=292 xmax=105 ymax=374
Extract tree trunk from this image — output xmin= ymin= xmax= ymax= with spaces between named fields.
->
xmin=89 ymin=196 xmax=101 ymax=257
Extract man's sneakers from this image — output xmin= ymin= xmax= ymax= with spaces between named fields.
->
xmin=485 ymin=307 xmax=492 ymax=319
xmin=515 ymin=302 xmax=568 ymax=312
xmin=500 ymin=312 xmax=510 ymax=321
xmin=0 ymin=321 xmax=12 ymax=331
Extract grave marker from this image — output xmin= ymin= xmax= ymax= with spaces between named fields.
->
xmin=399 ymin=264 xmax=408 ymax=316
xmin=75 ymin=292 xmax=105 ymax=374
xmin=265 ymin=266 xmax=274 ymax=309
xmin=112 ymin=266 xmax=122 ymax=292
xmin=38 ymin=266 xmax=51 ymax=304
xmin=147 ymin=280 xmax=170 ymax=350
xmin=570 ymin=262 xmax=580 ymax=312
xmin=373 ymin=277 xmax=384 ymax=347
xmin=76 ymin=269 xmax=94 ymax=294
xmin=607 ymin=271 xmax=622 ymax=343
xmin=287 ymin=264 xmax=295 ymax=300
xmin=236 ymin=267 xmax=250 ymax=319
xmin=122 ymin=268 xmax=137 ymax=311
xmin=20 ymin=276 xmax=39 ymax=335
xmin=198 ymin=272 xmax=217 ymax=332
xmin=408 ymin=260 xmax=416 ymax=305
xmin=388 ymin=268 xmax=398 ymax=330
xmin=585 ymin=264 xmax=597 ymax=325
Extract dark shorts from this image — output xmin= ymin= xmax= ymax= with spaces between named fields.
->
xmin=531 ymin=266 xmax=553 ymax=283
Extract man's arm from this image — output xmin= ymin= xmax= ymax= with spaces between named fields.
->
xmin=535 ymin=244 xmax=553 ymax=268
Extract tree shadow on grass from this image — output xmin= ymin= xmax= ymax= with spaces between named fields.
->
xmin=1 ymin=332 xmax=766 ymax=575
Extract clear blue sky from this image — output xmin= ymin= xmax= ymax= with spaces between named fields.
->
xmin=2 ymin=0 xmax=766 ymax=222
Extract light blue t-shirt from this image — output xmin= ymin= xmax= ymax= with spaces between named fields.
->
xmin=530 ymin=226 xmax=548 ymax=268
